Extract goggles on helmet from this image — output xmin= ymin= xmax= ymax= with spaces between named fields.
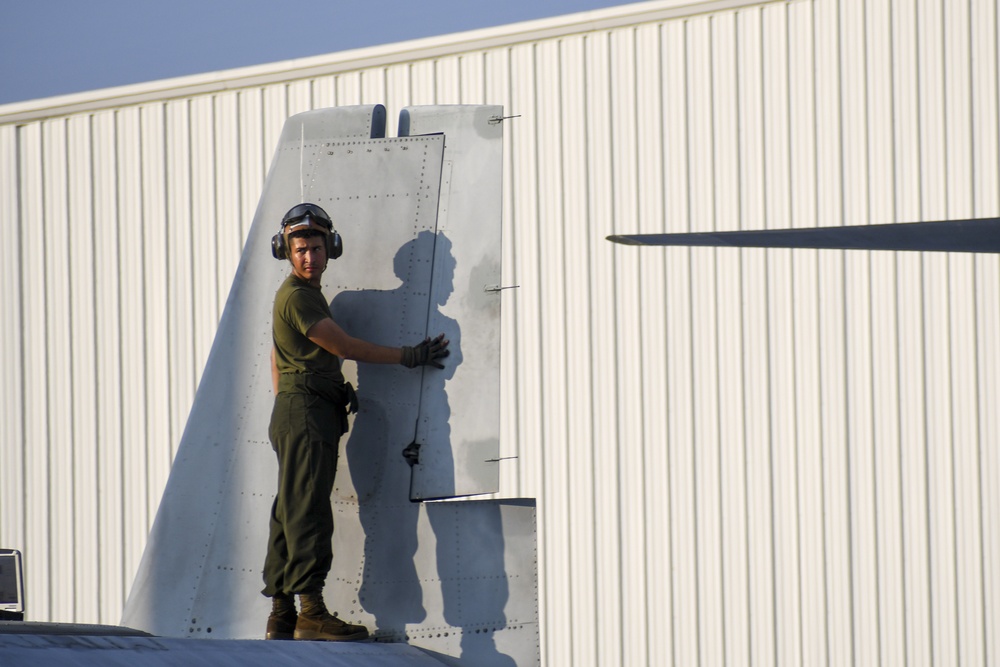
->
xmin=281 ymin=203 xmax=333 ymax=234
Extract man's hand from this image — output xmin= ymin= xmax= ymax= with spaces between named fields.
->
xmin=400 ymin=334 xmax=450 ymax=369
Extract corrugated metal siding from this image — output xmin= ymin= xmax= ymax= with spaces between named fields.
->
xmin=2 ymin=0 xmax=999 ymax=664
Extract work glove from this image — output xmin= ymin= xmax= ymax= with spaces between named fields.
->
xmin=400 ymin=334 xmax=450 ymax=369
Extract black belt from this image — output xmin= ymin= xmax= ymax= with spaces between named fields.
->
xmin=278 ymin=374 xmax=359 ymax=414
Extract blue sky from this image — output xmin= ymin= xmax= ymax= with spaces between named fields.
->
xmin=1 ymin=0 xmax=633 ymax=105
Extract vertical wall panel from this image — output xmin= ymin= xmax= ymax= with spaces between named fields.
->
xmin=814 ymin=3 xmax=853 ymax=661
xmin=459 ymin=53 xmax=485 ymax=104
xmin=788 ymin=3 xmax=827 ymax=664
xmin=734 ymin=9 xmax=779 ymax=666
xmin=360 ymin=68 xmax=387 ymax=107
xmin=583 ymin=30 xmax=622 ymax=667
xmin=287 ymin=80 xmax=313 ymax=117
xmin=140 ymin=103 xmax=171 ymax=521
xmin=944 ymin=5 xmax=987 ymax=667
xmin=312 ymin=75 xmax=336 ymax=109
xmin=762 ymin=6 xmax=804 ymax=667
xmin=92 ymin=109 xmax=126 ymax=620
xmin=918 ymin=0 xmax=962 ymax=663
xmin=46 ymin=120 xmax=73 ymax=620
xmin=334 ymin=71 xmax=362 ymax=108
xmin=978 ymin=257 xmax=1000 ymax=667
xmin=710 ymin=11 xmax=751 ymax=667
xmin=191 ymin=96 xmax=220 ymax=388
xmin=412 ymin=61 xmax=438 ymax=106
xmin=238 ymin=89 xmax=265 ymax=245
xmin=3 ymin=3 xmax=1000 ymax=666
xmin=973 ymin=5 xmax=1000 ymax=665
xmin=0 ymin=124 xmax=25 ymax=571
xmin=509 ymin=38 xmax=542 ymax=525
xmin=436 ymin=56 xmax=461 ymax=102
xmin=890 ymin=1 xmax=934 ymax=664
xmin=213 ymin=92 xmax=244 ymax=338
xmin=609 ymin=25 xmax=650 ymax=667
xmin=19 ymin=122 xmax=51 ymax=621
xmin=42 ymin=119 xmax=74 ymax=623
xmin=558 ymin=34 xmax=597 ymax=667
xmin=687 ymin=14 xmax=726 ymax=667
xmin=635 ymin=21 xmax=672 ymax=667
xmin=534 ymin=37 xmax=571 ymax=667
xmin=66 ymin=115 xmax=99 ymax=623
xmin=504 ymin=37 xmax=550 ymax=662
xmin=385 ymin=63 xmax=411 ymax=126
xmin=660 ymin=18 xmax=697 ymax=667
xmin=839 ymin=0 xmax=882 ymax=663
xmin=485 ymin=47 xmax=520 ymax=502
xmin=166 ymin=99 xmax=197 ymax=470
xmin=115 ymin=107 xmax=149 ymax=587
xmin=262 ymin=86 xmax=288 ymax=164
xmin=866 ymin=0 xmax=908 ymax=664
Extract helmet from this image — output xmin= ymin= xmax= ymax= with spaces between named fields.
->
xmin=270 ymin=203 xmax=343 ymax=260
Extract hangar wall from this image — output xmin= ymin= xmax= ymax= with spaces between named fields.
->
xmin=2 ymin=0 xmax=999 ymax=665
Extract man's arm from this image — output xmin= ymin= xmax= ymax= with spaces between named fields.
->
xmin=307 ymin=317 xmax=405 ymax=364
xmin=271 ymin=347 xmax=279 ymax=394
xmin=307 ymin=317 xmax=450 ymax=368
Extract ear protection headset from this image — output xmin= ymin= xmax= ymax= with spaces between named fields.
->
xmin=271 ymin=203 xmax=343 ymax=260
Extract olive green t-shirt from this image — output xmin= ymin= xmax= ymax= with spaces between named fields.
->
xmin=272 ymin=274 xmax=345 ymax=382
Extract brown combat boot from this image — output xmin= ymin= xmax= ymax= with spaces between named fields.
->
xmin=265 ymin=593 xmax=297 ymax=640
xmin=294 ymin=592 xmax=369 ymax=641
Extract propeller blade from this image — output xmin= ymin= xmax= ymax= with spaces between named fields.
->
xmin=607 ymin=217 xmax=1000 ymax=253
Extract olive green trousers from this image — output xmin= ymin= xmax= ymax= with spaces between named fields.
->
xmin=262 ymin=391 xmax=344 ymax=597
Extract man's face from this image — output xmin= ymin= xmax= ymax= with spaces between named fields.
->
xmin=288 ymin=234 xmax=327 ymax=285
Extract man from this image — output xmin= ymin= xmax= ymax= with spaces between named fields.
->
xmin=263 ymin=203 xmax=449 ymax=641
